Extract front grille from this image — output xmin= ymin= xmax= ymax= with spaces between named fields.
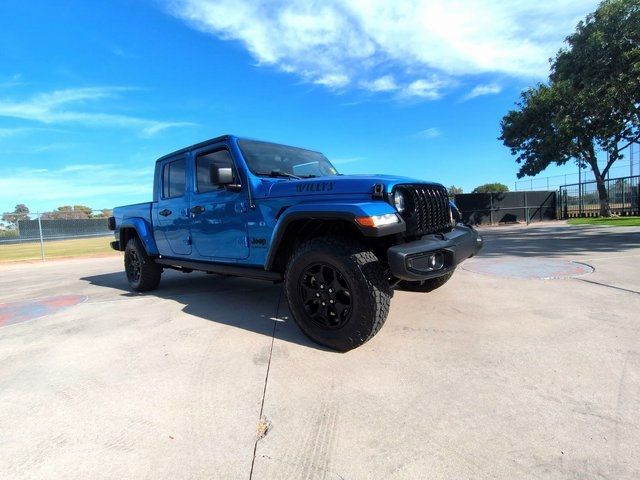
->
xmin=396 ymin=184 xmax=452 ymax=236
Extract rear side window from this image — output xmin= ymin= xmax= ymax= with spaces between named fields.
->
xmin=196 ymin=149 xmax=235 ymax=193
xmin=162 ymin=159 xmax=186 ymax=198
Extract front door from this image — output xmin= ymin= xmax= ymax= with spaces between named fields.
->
xmin=156 ymin=156 xmax=192 ymax=256
xmin=189 ymin=146 xmax=249 ymax=260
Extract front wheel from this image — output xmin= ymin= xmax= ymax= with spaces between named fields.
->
xmin=397 ymin=270 xmax=455 ymax=293
xmin=284 ymin=236 xmax=391 ymax=352
xmin=124 ymin=237 xmax=162 ymax=292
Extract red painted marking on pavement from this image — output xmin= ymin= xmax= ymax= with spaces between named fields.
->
xmin=0 ymin=295 xmax=88 ymax=327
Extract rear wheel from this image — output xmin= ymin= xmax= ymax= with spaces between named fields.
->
xmin=284 ymin=236 xmax=391 ymax=351
xmin=124 ymin=237 xmax=162 ymax=292
xmin=397 ymin=270 xmax=454 ymax=293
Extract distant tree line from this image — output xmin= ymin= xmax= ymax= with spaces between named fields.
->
xmin=448 ymin=183 xmax=510 ymax=198
xmin=1 ymin=204 xmax=113 ymax=229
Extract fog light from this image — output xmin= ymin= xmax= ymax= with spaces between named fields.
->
xmin=406 ymin=251 xmax=446 ymax=272
xmin=429 ymin=252 xmax=444 ymax=270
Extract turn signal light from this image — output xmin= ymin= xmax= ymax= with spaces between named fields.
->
xmin=355 ymin=214 xmax=400 ymax=227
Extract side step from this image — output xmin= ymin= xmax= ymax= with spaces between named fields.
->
xmin=154 ymin=257 xmax=283 ymax=282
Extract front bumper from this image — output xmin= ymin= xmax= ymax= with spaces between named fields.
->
xmin=387 ymin=225 xmax=483 ymax=281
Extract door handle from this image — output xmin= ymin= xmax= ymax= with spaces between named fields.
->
xmin=190 ymin=205 xmax=205 ymax=214
xmin=159 ymin=209 xmax=172 ymax=217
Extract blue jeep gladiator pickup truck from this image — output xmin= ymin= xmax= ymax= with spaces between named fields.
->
xmin=109 ymin=135 xmax=482 ymax=351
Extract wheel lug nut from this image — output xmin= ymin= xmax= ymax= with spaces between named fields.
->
xmin=320 ymin=285 xmax=324 ymax=289
xmin=321 ymin=301 xmax=326 ymax=306
xmin=315 ymin=292 xmax=320 ymax=297
xmin=329 ymin=299 xmax=334 ymax=304
xmin=328 ymin=288 xmax=333 ymax=293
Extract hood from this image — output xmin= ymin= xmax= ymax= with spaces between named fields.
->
xmin=263 ymin=174 xmax=443 ymax=198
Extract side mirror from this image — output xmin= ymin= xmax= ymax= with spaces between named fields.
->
xmin=211 ymin=166 xmax=241 ymax=191
xmin=214 ymin=166 xmax=234 ymax=184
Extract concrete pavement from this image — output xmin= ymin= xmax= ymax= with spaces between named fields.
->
xmin=1 ymin=222 xmax=639 ymax=479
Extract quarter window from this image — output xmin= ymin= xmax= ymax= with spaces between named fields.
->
xmin=196 ymin=149 xmax=236 ymax=193
xmin=162 ymin=159 xmax=186 ymax=198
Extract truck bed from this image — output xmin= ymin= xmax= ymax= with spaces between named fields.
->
xmin=113 ymin=202 xmax=153 ymax=225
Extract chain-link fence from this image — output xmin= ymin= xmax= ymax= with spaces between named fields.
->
xmin=514 ymin=156 xmax=639 ymax=192
xmin=0 ymin=211 xmax=113 ymax=262
xmin=558 ymin=175 xmax=640 ymax=218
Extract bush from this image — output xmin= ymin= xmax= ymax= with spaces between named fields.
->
xmin=0 ymin=229 xmax=19 ymax=238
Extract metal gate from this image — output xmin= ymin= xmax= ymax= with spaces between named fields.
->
xmin=559 ymin=175 xmax=640 ymax=218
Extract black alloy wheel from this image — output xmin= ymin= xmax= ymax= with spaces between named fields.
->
xmin=298 ymin=262 xmax=352 ymax=329
xmin=124 ymin=237 xmax=162 ymax=292
xmin=284 ymin=236 xmax=391 ymax=351
xmin=125 ymin=247 xmax=142 ymax=284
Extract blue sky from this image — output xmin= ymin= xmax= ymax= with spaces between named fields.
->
xmin=0 ymin=0 xmax=613 ymax=214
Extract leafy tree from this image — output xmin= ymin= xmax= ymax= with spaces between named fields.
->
xmin=73 ymin=205 xmax=93 ymax=218
xmin=42 ymin=205 xmax=94 ymax=220
xmin=472 ymin=183 xmax=509 ymax=194
xmin=500 ymin=0 xmax=640 ymax=216
xmin=448 ymin=185 xmax=463 ymax=197
xmin=2 ymin=204 xmax=30 ymax=227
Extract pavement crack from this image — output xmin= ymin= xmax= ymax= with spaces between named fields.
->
xmin=248 ymin=288 xmax=281 ymax=480
xmin=576 ymin=278 xmax=640 ymax=295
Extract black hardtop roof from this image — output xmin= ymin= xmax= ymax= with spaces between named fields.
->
xmin=156 ymin=134 xmax=234 ymax=162
xmin=155 ymin=135 xmax=324 ymax=163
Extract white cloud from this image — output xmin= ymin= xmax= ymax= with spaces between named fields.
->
xmin=313 ymin=73 xmax=350 ymax=89
xmin=0 ymin=73 xmax=22 ymax=89
xmin=414 ymin=127 xmax=442 ymax=139
xmin=0 ymin=87 xmax=195 ymax=137
xmin=167 ymin=0 xmax=598 ymax=98
xmin=461 ymin=83 xmax=503 ymax=101
xmin=0 ymin=127 xmax=32 ymax=138
xmin=0 ymin=163 xmax=153 ymax=212
xmin=401 ymin=77 xmax=451 ymax=100
xmin=360 ymin=75 xmax=399 ymax=92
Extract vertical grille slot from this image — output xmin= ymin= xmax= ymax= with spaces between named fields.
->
xmin=396 ymin=184 xmax=451 ymax=236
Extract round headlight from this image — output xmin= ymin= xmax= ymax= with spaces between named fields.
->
xmin=393 ymin=190 xmax=406 ymax=213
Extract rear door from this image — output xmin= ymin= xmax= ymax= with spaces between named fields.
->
xmin=155 ymin=156 xmax=192 ymax=256
xmin=189 ymin=145 xmax=249 ymax=260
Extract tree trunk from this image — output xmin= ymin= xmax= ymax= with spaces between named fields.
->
xmin=584 ymin=144 xmax=611 ymax=217
xmin=595 ymin=176 xmax=611 ymax=217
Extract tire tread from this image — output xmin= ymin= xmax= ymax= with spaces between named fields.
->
xmin=125 ymin=237 xmax=162 ymax=292
xmin=284 ymin=236 xmax=390 ymax=351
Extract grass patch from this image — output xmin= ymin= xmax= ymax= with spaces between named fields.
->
xmin=0 ymin=236 xmax=118 ymax=263
xmin=567 ymin=216 xmax=640 ymax=226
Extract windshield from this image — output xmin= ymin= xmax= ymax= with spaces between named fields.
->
xmin=238 ymin=139 xmax=339 ymax=178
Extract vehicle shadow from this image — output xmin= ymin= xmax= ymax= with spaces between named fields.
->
xmin=80 ymin=269 xmax=335 ymax=352
xmin=476 ymin=223 xmax=640 ymax=258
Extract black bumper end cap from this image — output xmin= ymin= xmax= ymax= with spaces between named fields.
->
xmin=387 ymin=225 xmax=482 ymax=281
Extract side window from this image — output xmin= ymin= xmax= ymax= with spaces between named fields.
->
xmin=196 ymin=149 xmax=236 ymax=193
xmin=162 ymin=159 xmax=186 ymax=198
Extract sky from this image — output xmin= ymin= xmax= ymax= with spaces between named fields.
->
xmin=0 ymin=0 xmax=615 ymax=215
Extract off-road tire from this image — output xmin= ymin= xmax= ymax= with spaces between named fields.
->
xmin=124 ymin=237 xmax=162 ymax=292
xmin=284 ymin=236 xmax=391 ymax=352
xmin=397 ymin=269 xmax=454 ymax=293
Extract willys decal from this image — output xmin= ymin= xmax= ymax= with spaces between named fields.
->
xmin=296 ymin=182 xmax=335 ymax=193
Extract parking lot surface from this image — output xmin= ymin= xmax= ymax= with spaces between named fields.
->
xmin=1 ymin=222 xmax=639 ymax=479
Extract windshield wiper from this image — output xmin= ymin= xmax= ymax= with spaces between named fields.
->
xmin=257 ymin=170 xmax=303 ymax=180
